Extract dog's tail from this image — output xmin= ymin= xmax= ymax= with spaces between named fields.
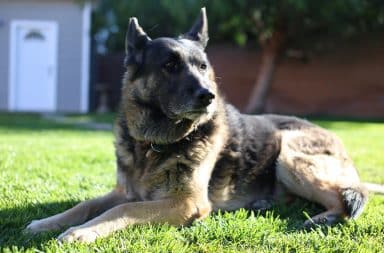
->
xmin=341 ymin=185 xmax=368 ymax=219
xmin=363 ymin=182 xmax=384 ymax=194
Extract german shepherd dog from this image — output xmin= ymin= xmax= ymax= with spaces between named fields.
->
xmin=26 ymin=8 xmax=383 ymax=243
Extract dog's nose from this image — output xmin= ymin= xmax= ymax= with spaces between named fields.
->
xmin=195 ymin=88 xmax=215 ymax=107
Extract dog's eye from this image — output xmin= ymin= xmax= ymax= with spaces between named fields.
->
xmin=200 ymin=63 xmax=207 ymax=71
xmin=163 ymin=61 xmax=180 ymax=73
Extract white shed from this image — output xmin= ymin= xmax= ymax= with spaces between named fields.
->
xmin=0 ymin=0 xmax=91 ymax=113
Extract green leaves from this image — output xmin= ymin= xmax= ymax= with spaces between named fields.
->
xmin=91 ymin=0 xmax=384 ymax=51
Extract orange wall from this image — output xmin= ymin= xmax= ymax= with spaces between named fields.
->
xmin=208 ymin=38 xmax=384 ymax=118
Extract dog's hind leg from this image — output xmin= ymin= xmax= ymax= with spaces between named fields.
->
xmin=303 ymin=186 xmax=368 ymax=229
xmin=25 ymin=189 xmax=129 ymax=234
xmin=276 ymin=144 xmax=368 ymax=228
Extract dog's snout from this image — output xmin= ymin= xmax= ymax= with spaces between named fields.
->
xmin=195 ymin=88 xmax=215 ymax=107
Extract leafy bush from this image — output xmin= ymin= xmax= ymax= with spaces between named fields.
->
xmin=91 ymin=0 xmax=384 ymax=52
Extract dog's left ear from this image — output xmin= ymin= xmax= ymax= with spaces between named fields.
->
xmin=184 ymin=7 xmax=209 ymax=49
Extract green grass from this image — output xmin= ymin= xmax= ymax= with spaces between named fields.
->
xmin=0 ymin=113 xmax=383 ymax=252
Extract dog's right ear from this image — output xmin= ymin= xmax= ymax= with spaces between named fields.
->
xmin=184 ymin=7 xmax=209 ymax=49
xmin=125 ymin=17 xmax=151 ymax=65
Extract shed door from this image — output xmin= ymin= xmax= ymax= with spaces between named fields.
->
xmin=10 ymin=21 xmax=58 ymax=112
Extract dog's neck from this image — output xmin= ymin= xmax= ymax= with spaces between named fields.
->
xmin=140 ymin=117 xmax=218 ymax=154
xmin=121 ymin=97 xmax=218 ymax=145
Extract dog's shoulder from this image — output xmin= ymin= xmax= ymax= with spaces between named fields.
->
xmin=223 ymin=104 xmax=280 ymax=146
xmin=213 ymin=105 xmax=281 ymax=178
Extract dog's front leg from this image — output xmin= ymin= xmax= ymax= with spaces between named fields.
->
xmin=57 ymin=198 xmax=210 ymax=243
xmin=26 ymin=189 xmax=128 ymax=234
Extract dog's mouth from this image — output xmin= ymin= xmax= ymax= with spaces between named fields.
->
xmin=167 ymin=108 xmax=208 ymax=122
xmin=177 ymin=103 xmax=216 ymax=121
xmin=166 ymin=99 xmax=216 ymax=122
xmin=182 ymin=109 xmax=208 ymax=120
xmin=168 ymin=109 xmax=205 ymax=121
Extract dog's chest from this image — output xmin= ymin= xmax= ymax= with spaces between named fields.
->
xmin=117 ymin=142 xmax=205 ymax=201
xmin=115 ymin=115 xmax=228 ymax=202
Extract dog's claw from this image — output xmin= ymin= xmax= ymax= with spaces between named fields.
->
xmin=57 ymin=227 xmax=99 ymax=243
xmin=25 ymin=219 xmax=61 ymax=234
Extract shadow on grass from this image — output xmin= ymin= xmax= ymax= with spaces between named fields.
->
xmin=305 ymin=115 xmax=384 ymax=130
xmin=1 ymin=113 xmax=383 ymax=133
xmin=246 ymin=197 xmax=331 ymax=231
xmin=306 ymin=115 xmax=384 ymax=123
xmin=0 ymin=200 xmax=79 ymax=249
xmin=0 ymin=113 xmax=112 ymax=132
xmin=0 ymin=198 xmax=340 ymax=250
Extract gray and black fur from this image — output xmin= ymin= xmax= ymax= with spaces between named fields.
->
xmin=115 ymin=8 xmax=368 ymax=226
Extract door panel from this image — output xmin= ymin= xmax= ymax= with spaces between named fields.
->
xmin=10 ymin=21 xmax=58 ymax=112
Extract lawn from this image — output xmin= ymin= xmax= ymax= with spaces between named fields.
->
xmin=0 ymin=113 xmax=383 ymax=252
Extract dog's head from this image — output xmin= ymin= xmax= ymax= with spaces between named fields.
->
xmin=122 ymin=8 xmax=218 ymax=124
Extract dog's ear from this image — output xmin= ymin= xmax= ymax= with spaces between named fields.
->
xmin=125 ymin=17 xmax=151 ymax=65
xmin=184 ymin=7 xmax=208 ymax=49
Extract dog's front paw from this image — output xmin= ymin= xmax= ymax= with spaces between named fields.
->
xmin=248 ymin=199 xmax=273 ymax=212
xmin=303 ymin=214 xmax=341 ymax=230
xmin=25 ymin=219 xmax=61 ymax=234
xmin=57 ymin=227 xmax=99 ymax=243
